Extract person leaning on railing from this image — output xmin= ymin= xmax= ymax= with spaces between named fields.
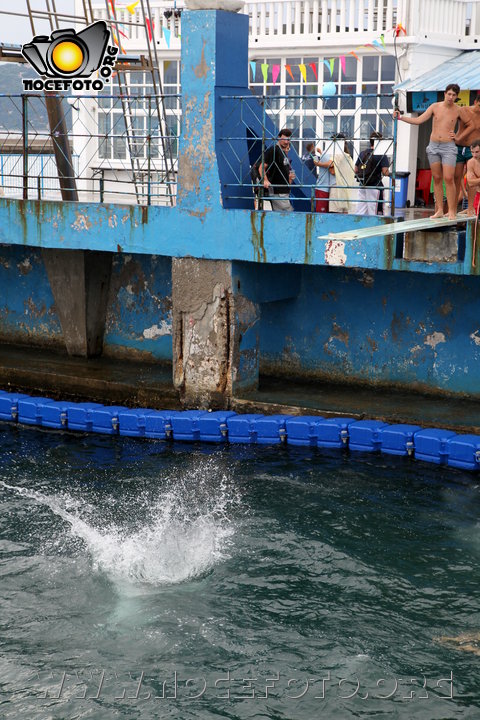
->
xmin=261 ymin=128 xmax=296 ymax=212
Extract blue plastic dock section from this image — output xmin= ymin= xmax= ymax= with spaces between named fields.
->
xmin=316 ymin=418 xmax=356 ymax=449
xmin=198 ymin=411 xmax=237 ymax=442
xmin=227 ymin=414 xmax=264 ymax=444
xmin=349 ymin=420 xmax=390 ymax=452
xmin=380 ymin=424 xmax=422 ymax=457
xmin=413 ymin=428 xmax=457 ymax=465
xmin=285 ymin=416 xmax=324 ymax=447
xmin=1 ymin=389 xmax=480 ymax=471
xmin=254 ymin=415 xmax=293 ymax=445
xmin=446 ymin=434 xmax=480 ymax=471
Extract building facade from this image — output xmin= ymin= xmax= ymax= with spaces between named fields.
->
xmin=76 ymin=0 xmax=480 ymax=206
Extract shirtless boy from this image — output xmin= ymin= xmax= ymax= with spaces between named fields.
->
xmin=466 ymin=140 xmax=480 ymax=216
xmin=454 ymin=95 xmax=480 ymax=209
xmin=394 ymin=84 xmax=460 ymax=219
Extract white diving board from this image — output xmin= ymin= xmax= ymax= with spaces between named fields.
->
xmin=318 ymin=215 xmax=474 ymax=242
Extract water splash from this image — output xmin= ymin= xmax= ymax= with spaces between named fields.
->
xmin=0 ymin=461 xmax=239 ymax=586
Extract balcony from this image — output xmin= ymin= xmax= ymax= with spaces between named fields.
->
xmin=91 ymin=0 xmax=480 ymax=52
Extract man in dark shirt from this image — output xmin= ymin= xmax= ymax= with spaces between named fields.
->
xmin=262 ymin=128 xmax=296 ymax=211
xmin=354 ymin=131 xmax=390 ymax=215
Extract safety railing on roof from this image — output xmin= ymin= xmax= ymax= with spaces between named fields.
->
xmin=0 ymin=93 xmax=181 ymax=206
xmin=90 ymin=0 xmax=479 ymax=47
xmin=218 ymin=91 xmax=398 ymax=213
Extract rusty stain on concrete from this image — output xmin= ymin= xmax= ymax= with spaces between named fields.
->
xmin=25 ymin=297 xmax=47 ymax=318
xmin=194 ymin=41 xmax=209 ymax=78
xmin=438 ymin=301 xmax=453 ymax=316
xmin=390 ymin=312 xmax=407 ymax=343
xmin=187 ymin=208 xmax=210 ymax=220
xmin=331 ymin=322 xmax=349 ymax=346
xmin=108 ymin=214 xmax=118 ymax=229
xmin=304 ymin=214 xmax=314 ymax=264
xmin=366 ymin=335 xmax=378 ymax=352
xmin=324 ymin=239 xmax=346 ymax=266
xmin=250 ymin=212 xmax=266 ymax=262
xmin=178 ymin=93 xmax=215 ymax=202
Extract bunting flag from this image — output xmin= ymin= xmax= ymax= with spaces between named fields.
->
xmin=299 ymin=64 xmax=307 ymax=82
xmin=108 ymin=0 xmax=115 ymax=12
xmin=329 ymin=58 xmax=335 ymax=75
xmin=261 ymin=63 xmax=269 ymax=83
xmin=380 ymin=33 xmax=386 ymax=49
xmin=118 ymin=29 xmax=128 ymax=39
xmin=126 ymin=1 xmax=139 ymax=13
xmin=285 ymin=64 xmax=294 ymax=81
xmin=371 ymin=39 xmax=385 ymax=51
xmin=272 ymin=64 xmax=280 ymax=85
xmin=163 ymin=25 xmax=170 ymax=47
xmin=249 ymin=61 xmax=256 ymax=79
xmin=340 ymin=55 xmax=346 ymax=75
xmin=146 ymin=18 xmax=154 ymax=42
xmin=309 ymin=62 xmax=318 ymax=80
xmin=394 ymin=23 xmax=407 ymax=37
xmin=349 ymin=50 xmax=359 ymax=61
xmin=323 ymin=59 xmax=332 ymax=76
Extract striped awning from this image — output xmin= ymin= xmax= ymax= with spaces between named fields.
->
xmin=394 ymin=51 xmax=480 ymax=92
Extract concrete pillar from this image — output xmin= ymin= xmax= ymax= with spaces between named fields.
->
xmin=173 ymin=7 xmax=259 ymax=407
xmin=172 ymin=258 xmax=260 ymax=408
xmin=42 ymin=249 xmax=112 ymax=357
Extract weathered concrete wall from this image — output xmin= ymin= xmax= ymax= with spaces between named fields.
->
xmin=260 ymin=265 xmax=480 ymax=397
xmin=0 ymin=246 xmax=172 ymax=363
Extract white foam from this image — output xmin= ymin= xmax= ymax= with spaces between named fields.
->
xmin=0 ymin=466 xmax=239 ymax=587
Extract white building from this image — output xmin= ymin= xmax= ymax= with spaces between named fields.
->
xmin=76 ymin=0 xmax=480 ymax=206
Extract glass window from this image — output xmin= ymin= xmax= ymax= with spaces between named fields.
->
xmin=363 ymin=56 xmax=379 ymax=81
xmin=381 ymin=55 xmax=395 ymax=81
xmin=98 ymin=113 xmax=111 ymax=159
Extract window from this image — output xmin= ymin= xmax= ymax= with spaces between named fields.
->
xmin=96 ymin=62 xmax=181 ymax=166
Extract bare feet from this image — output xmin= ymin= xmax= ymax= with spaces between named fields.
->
xmin=446 ymin=212 xmax=457 ymax=220
xmin=430 ymin=210 xmax=444 ymax=219
xmin=458 ymin=209 xmax=469 ymax=216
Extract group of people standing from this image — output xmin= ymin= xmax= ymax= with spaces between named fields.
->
xmin=394 ymin=85 xmax=480 ymax=219
xmin=257 ymin=128 xmax=391 ymax=215
xmin=254 ymin=86 xmax=480 ymax=217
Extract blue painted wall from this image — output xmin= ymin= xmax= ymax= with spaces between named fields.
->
xmin=103 ymin=254 xmax=172 ymax=361
xmin=0 ymin=245 xmax=172 ymax=361
xmin=260 ymin=265 xmax=480 ymax=395
xmin=0 ymin=246 xmax=62 ymax=346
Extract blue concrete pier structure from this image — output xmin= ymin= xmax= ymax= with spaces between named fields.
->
xmin=0 ymin=8 xmax=479 ymax=407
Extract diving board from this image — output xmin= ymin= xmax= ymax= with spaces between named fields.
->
xmin=318 ymin=215 xmax=473 ymax=242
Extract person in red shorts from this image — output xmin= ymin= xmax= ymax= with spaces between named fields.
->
xmin=466 ymin=139 xmax=480 ymax=215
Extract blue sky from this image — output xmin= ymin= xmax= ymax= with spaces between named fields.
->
xmin=0 ymin=2 xmax=76 ymax=46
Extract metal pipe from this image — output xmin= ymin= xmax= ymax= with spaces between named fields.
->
xmin=44 ymin=94 xmax=78 ymax=202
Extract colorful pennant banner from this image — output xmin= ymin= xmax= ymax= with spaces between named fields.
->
xmin=247 ymin=25 xmax=402 ymax=83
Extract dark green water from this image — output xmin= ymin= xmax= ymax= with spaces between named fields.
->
xmin=1 ymin=423 xmax=480 ymax=719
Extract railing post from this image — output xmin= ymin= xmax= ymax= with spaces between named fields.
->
xmin=391 ymin=95 xmax=398 ymax=216
xmin=147 ymin=95 xmax=152 ymax=206
xmin=22 ymin=95 xmax=28 ymax=200
xmin=99 ymin=171 xmax=104 ymax=203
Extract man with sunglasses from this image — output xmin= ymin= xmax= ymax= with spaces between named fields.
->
xmin=262 ymin=128 xmax=296 ymax=211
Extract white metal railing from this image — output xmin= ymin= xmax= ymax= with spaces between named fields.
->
xmin=91 ymin=0 xmax=478 ymax=47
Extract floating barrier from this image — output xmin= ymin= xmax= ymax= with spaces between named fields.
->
xmin=0 ymin=389 xmax=479 ymax=471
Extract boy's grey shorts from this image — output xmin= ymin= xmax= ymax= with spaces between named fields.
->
xmin=426 ymin=140 xmax=457 ymax=167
